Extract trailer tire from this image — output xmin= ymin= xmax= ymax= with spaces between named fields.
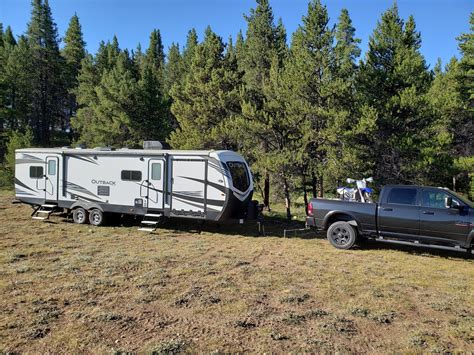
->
xmin=327 ymin=221 xmax=357 ymax=250
xmin=89 ymin=208 xmax=105 ymax=226
xmin=72 ymin=207 xmax=88 ymax=224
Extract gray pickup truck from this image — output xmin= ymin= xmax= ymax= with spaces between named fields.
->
xmin=306 ymin=185 xmax=473 ymax=253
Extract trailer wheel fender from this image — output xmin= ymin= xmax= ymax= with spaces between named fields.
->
xmin=70 ymin=201 xmax=103 ymax=212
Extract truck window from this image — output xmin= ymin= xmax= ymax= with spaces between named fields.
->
xmin=226 ymin=161 xmax=250 ymax=192
xmin=121 ymin=170 xmax=142 ymax=181
xmin=386 ymin=188 xmax=417 ymax=205
xmin=422 ymin=190 xmax=460 ymax=209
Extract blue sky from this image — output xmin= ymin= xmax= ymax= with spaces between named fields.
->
xmin=1 ymin=0 xmax=472 ymax=68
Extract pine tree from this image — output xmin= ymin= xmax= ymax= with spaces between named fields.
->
xmin=238 ymin=0 xmax=283 ymax=209
xmin=323 ymin=8 xmax=364 ymax=186
xmin=282 ymin=0 xmax=334 ymax=198
xmin=169 ymin=27 xmax=240 ymax=150
xmin=164 ymin=43 xmax=182 ymax=94
xmin=87 ymin=51 xmax=138 ymax=146
xmin=71 ymin=54 xmax=100 ymax=144
xmin=134 ymin=29 xmax=170 ymax=143
xmin=26 ymin=0 xmax=65 ymax=145
xmin=62 ymin=13 xmax=86 ymax=133
xmin=357 ymin=4 xmax=431 ymax=184
xmin=182 ymin=29 xmax=198 ymax=74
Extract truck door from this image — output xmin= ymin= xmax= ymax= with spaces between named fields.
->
xmin=378 ymin=187 xmax=420 ymax=239
xmin=419 ymin=188 xmax=470 ymax=246
xmin=146 ymin=159 xmax=165 ymax=210
xmin=45 ymin=156 xmax=59 ymax=201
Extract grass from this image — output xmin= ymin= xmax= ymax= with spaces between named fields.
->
xmin=0 ymin=191 xmax=473 ymax=353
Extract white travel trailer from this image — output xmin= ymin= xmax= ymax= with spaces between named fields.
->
xmin=15 ymin=144 xmax=255 ymax=230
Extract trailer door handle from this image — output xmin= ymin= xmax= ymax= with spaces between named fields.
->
xmin=382 ymin=208 xmax=393 ymax=211
xmin=422 ymin=211 xmax=434 ymax=215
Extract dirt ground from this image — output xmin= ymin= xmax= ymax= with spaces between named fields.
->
xmin=0 ymin=192 xmax=473 ymax=353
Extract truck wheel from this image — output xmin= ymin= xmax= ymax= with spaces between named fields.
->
xmin=89 ymin=209 xmax=104 ymax=226
xmin=327 ymin=221 xmax=357 ymax=249
xmin=72 ymin=207 xmax=88 ymax=224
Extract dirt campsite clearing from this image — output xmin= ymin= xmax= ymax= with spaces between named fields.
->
xmin=0 ymin=191 xmax=472 ymax=353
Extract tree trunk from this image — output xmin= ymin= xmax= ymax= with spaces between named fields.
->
xmin=453 ymin=176 xmax=456 ymax=192
xmin=318 ymin=176 xmax=324 ymax=198
xmin=283 ymin=178 xmax=291 ymax=221
xmin=302 ymin=171 xmax=308 ymax=215
xmin=311 ymin=173 xmax=317 ymax=198
xmin=263 ymin=173 xmax=271 ymax=211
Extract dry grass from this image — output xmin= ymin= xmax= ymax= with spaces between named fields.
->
xmin=0 ymin=191 xmax=473 ymax=353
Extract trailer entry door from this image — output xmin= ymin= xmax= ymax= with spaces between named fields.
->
xmin=147 ymin=159 xmax=165 ymax=210
xmin=45 ymin=156 xmax=59 ymax=201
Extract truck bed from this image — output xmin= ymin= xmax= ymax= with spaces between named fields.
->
xmin=307 ymin=198 xmax=378 ymax=235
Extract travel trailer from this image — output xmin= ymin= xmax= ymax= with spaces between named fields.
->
xmin=14 ymin=143 xmax=255 ymax=231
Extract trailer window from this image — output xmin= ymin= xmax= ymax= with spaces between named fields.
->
xmin=226 ymin=161 xmax=250 ymax=192
xmin=387 ymin=188 xmax=417 ymax=205
xmin=151 ymin=163 xmax=162 ymax=181
xmin=29 ymin=166 xmax=43 ymax=178
xmin=48 ymin=160 xmax=56 ymax=175
xmin=121 ymin=170 xmax=142 ymax=181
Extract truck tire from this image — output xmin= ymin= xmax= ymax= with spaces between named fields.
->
xmin=89 ymin=208 xmax=105 ymax=226
xmin=327 ymin=221 xmax=357 ymax=249
xmin=72 ymin=207 xmax=88 ymax=224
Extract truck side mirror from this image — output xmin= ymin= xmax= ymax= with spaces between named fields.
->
xmin=445 ymin=196 xmax=453 ymax=208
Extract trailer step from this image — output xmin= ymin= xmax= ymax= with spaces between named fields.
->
xmin=145 ymin=213 xmax=162 ymax=218
xmin=138 ymin=227 xmax=156 ymax=232
xmin=31 ymin=203 xmax=58 ymax=221
xmin=138 ymin=213 xmax=163 ymax=232
xmin=141 ymin=220 xmax=158 ymax=225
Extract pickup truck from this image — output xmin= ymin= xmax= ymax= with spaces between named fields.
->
xmin=306 ymin=185 xmax=473 ymax=253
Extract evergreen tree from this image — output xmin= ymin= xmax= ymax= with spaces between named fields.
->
xmin=62 ymin=13 xmax=86 ymax=132
xmin=71 ymin=54 xmax=100 ymax=144
xmin=26 ymin=0 xmax=65 ymax=145
xmin=357 ymin=4 xmax=431 ymax=184
xmin=164 ymin=43 xmax=182 ymax=94
xmin=182 ymin=28 xmax=198 ymax=74
xmin=238 ymin=0 xmax=283 ymax=209
xmin=85 ymin=51 xmax=138 ymax=146
xmin=169 ymin=27 xmax=240 ymax=150
xmin=135 ymin=29 xmax=170 ymax=143
xmin=282 ymin=0 xmax=335 ymax=197
xmin=323 ymin=8 xmax=363 ymax=186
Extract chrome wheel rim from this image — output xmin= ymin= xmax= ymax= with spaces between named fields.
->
xmin=92 ymin=212 xmax=101 ymax=224
xmin=76 ymin=210 xmax=85 ymax=223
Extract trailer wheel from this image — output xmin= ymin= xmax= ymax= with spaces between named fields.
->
xmin=327 ymin=221 xmax=357 ymax=250
xmin=72 ymin=207 xmax=88 ymax=224
xmin=89 ymin=209 xmax=104 ymax=226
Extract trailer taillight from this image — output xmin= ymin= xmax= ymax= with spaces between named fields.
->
xmin=307 ymin=202 xmax=313 ymax=215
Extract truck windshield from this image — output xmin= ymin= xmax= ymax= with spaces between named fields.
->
xmin=226 ymin=161 xmax=250 ymax=192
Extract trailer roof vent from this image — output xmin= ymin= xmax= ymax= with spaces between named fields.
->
xmin=75 ymin=144 xmax=86 ymax=149
xmin=93 ymin=146 xmax=114 ymax=151
xmin=143 ymin=141 xmax=169 ymax=150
